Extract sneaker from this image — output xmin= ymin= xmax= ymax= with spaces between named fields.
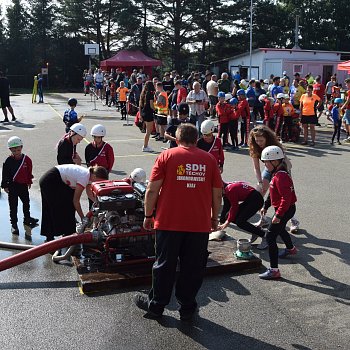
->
xmin=179 ymin=307 xmax=198 ymax=321
xmin=151 ymin=133 xmax=159 ymax=138
xmin=338 ymin=141 xmax=342 ymax=145
xmin=259 ymin=268 xmax=281 ymax=280
xmin=1 ymin=119 xmax=10 ymax=123
xmin=279 ymin=246 xmax=297 ymax=258
xmin=11 ymin=116 xmax=16 ymax=122
xmin=23 ymin=217 xmax=39 ymax=228
xmin=250 ymin=234 xmax=259 ymax=244
xmin=254 ymin=216 xmax=269 ymax=228
xmin=134 ymin=293 xmax=162 ymax=319
xmin=142 ymin=146 xmax=154 ymax=152
xmin=257 ymin=236 xmax=268 ymax=250
xmin=343 ymin=138 xmax=350 ymax=143
xmin=242 ymin=143 xmax=248 ymax=148
xmin=11 ymin=224 xmax=19 ymax=235
xmin=156 ymin=136 xmax=164 ymax=141
xmin=290 ymin=219 xmax=299 ymax=233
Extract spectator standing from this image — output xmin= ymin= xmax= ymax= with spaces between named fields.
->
xmin=134 ymin=123 xmax=222 ymax=320
xmin=206 ymin=74 xmax=219 ymax=119
xmin=37 ymin=73 xmax=44 ymax=103
xmin=299 ymin=85 xmax=322 ymax=146
xmin=0 ymin=71 xmax=16 ymax=122
xmin=186 ymin=81 xmax=209 ymax=135
xmin=313 ymin=76 xmax=326 ymax=125
xmin=218 ymin=72 xmax=231 ymax=93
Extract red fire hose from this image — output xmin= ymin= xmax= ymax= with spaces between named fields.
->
xmin=0 ymin=233 xmax=95 ymax=272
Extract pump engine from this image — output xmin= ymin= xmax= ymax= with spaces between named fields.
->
xmin=79 ymin=180 xmax=155 ymax=272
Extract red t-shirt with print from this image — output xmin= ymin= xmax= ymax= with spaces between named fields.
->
xmin=150 ymin=146 xmax=222 ymax=232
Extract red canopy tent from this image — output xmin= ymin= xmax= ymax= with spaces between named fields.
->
xmin=337 ymin=60 xmax=350 ymax=73
xmin=100 ymin=50 xmax=162 ymax=76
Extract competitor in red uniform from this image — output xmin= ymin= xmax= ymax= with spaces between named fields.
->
xmin=85 ymin=124 xmax=114 ymax=173
xmin=57 ymin=123 xmax=86 ymax=165
xmin=237 ymin=89 xmax=250 ymax=147
xmin=134 ymin=123 xmax=222 ymax=320
xmin=228 ymin=97 xmax=240 ymax=150
xmin=197 ymin=120 xmax=224 ymax=173
xmin=1 ymin=136 xmax=38 ymax=235
xmin=258 ymin=94 xmax=274 ymax=130
xmin=216 ymin=91 xmax=233 ymax=148
xmin=259 ymin=146 xmax=297 ymax=280
xmin=218 ymin=181 xmax=267 ymax=248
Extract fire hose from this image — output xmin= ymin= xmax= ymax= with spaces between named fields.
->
xmin=0 ymin=233 xmax=99 ymax=272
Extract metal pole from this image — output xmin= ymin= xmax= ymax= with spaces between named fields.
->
xmin=249 ymin=0 xmax=253 ymax=80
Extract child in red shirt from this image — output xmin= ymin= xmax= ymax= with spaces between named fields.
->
xmin=216 ymin=91 xmax=233 ymax=148
xmin=237 ymin=89 xmax=250 ymax=147
xmin=1 ymin=136 xmax=38 ymax=236
xmin=197 ymin=120 xmax=224 ymax=173
xmin=259 ymin=94 xmax=274 ymax=129
xmin=282 ymin=95 xmax=295 ymax=142
xmin=228 ymin=97 xmax=240 ymax=150
xmin=259 ymin=145 xmax=297 ymax=280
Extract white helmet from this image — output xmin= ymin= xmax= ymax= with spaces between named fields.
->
xmin=276 ymin=93 xmax=285 ymax=99
xmin=201 ymin=120 xmax=215 ymax=135
xmin=130 ymin=168 xmax=146 ymax=183
xmin=240 ymin=79 xmax=248 ymax=87
xmin=225 ymin=93 xmax=233 ymax=101
xmin=263 ymin=79 xmax=269 ymax=84
xmin=91 ymin=124 xmax=106 ymax=137
xmin=261 ymin=146 xmax=284 ymax=161
xmin=258 ymin=94 xmax=267 ymax=102
xmin=70 ymin=123 xmax=87 ymax=137
xmin=8 ymin=136 xmax=23 ymax=148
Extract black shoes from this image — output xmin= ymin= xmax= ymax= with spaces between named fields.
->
xmin=134 ymin=293 xmax=163 ymax=319
xmin=11 ymin=224 xmax=19 ymax=235
xmin=1 ymin=119 xmax=9 ymax=123
xmin=23 ymin=217 xmax=39 ymax=228
xmin=12 ymin=116 xmax=16 ymax=121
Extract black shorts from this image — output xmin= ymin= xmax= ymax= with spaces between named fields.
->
xmin=142 ymin=112 xmax=154 ymax=123
xmin=0 ymin=95 xmax=10 ymax=108
xmin=156 ymin=115 xmax=168 ymax=125
xmin=209 ymin=95 xmax=218 ymax=106
xmin=301 ymin=115 xmax=318 ymax=125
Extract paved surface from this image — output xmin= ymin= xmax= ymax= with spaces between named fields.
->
xmin=0 ymin=93 xmax=349 ymax=350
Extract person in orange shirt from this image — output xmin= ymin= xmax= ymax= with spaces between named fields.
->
xmin=116 ymin=81 xmax=129 ymax=120
xmin=282 ymin=95 xmax=295 ymax=142
xmin=299 ymin=85 xmax=322 ymax=146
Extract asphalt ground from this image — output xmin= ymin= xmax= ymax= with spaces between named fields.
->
xmin=0 ymin=93 xmax=349 ymax=350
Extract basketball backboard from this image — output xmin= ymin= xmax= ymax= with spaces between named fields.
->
xmin=84 ymin=44 xmax=99 ymax=56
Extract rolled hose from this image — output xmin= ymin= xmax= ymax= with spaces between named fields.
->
xmin=0 ymin=233 xmax=95 ymax=272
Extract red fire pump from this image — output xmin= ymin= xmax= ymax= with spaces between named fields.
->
xmin=78 ymin=180 xmax=155 ymax=273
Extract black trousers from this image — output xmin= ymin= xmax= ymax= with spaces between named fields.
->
xmin=219 ymin=122 xmax=229 ymax=146
xmin=282 ymin=116 xmax=293 ymax=141
xmin=39 ymin=167 xmax=76 ymax=238
xmin=120 ymin=101 xmax=127 ymax=117
xmin=148 ymin=230 xmax=209 ymax=315
xmin=332 ymin=120 xmax=342 ymax=142
xmin=8 ymin=183 xmax=30 ymax=225
xmin=266 ymin=204 xmax=296 ymax=268
xmin=220 ymin=190 xmax=265 ymax=237
xmin=228 ymin=120 xmax=239 ymax=147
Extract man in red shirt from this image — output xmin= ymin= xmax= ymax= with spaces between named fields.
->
xmin=134 ymin=124 xmax=222 ymax=320
xmin=313 ymin=75 xmax=325 ymax=125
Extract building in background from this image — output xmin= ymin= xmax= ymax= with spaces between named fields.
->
xmin=211 ymin=48 xmax=350 ymax=84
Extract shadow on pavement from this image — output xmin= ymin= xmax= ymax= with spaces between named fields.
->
xmin=157 ymin=314 xmax=290 ymax=350
xmin=12 ymin=121 xmax=36 ymax=129
xmin=280 ymin=229 xmax=350 ymax=301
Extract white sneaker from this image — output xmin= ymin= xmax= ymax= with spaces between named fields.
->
xmin=254 ymin=216 xmax=269 ymax=228
xmin=257 ymin=237 xmax=268 ymax=250
xmin=343 ymin=138 xmax=350 ymax=143
xmin=290 ymin=218 xmax=300 ymax=233
xmin=142 ymin=146 xmax=154 ymax=152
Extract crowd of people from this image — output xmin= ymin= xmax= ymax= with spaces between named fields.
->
xmin=82 ymin=67 xmax=350 ymax=152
